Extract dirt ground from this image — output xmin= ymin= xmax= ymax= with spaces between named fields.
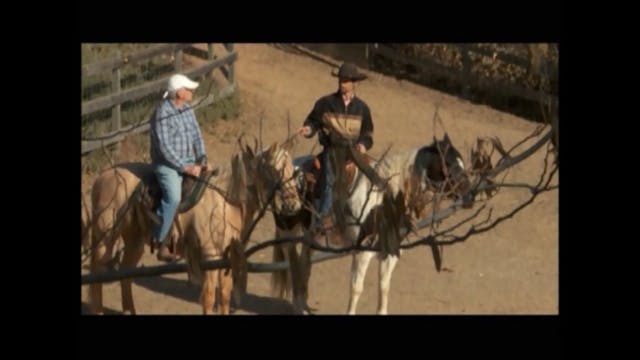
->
xmin=80 ymin=44 xmax=558 ymax=315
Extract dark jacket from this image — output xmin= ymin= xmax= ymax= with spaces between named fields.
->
xmin=303 ymin=91 xmax=374 ymax=150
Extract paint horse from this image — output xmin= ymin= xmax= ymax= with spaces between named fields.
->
xmin=271 ymin=133 xmax=473 ymax=314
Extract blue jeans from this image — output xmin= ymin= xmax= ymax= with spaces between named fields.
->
xmin=152 ymin=163 xmax=184 ymax=245
xmin=318 ymin=150 xmax=335 ymax=217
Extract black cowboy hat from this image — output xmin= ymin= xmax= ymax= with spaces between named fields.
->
xmin=331 ymin=62 xmax=367 ymax=81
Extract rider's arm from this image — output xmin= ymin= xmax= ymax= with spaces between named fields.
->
xmin=357 ymin=104 xmax=374 ymax=151
xmin=302 ymin=98 xmax=324 ymax=138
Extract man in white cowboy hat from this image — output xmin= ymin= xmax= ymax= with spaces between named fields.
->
xmin=298 ymin=62 xmax=374 ymax=233
xmin=149 ymin=73 xmax=208 ymax=262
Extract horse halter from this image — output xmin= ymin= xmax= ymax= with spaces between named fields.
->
xmin=255 ymin=149 xmax=302 ymax=213
xmin=415 ymin=141 xmax=468 ymax=199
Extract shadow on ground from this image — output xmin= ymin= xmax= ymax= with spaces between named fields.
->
xmin=81 ymin=275 xmax=296 ymax=315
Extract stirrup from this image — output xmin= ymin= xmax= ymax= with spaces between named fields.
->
xmin=313 ymin=214 xmax=335 ymax=235
xmin=156 ymin=244 xmax=180 ymax=263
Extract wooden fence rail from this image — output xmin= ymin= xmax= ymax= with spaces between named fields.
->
xmin=81 ymin=251 xmax=344 ymax=285
xmin=82 ymin=44 xmax=194 ymax=77
xmin=81 ymin=51 xmax=237 ymax=116
xmin=81 ymin=85 xmax=235 ymax=154
xmin=81 ymin=43 xmax=237 ymax=156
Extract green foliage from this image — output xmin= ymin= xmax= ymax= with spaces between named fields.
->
xmin=195 ymin=90 xmax=241 ymax=133
xmin=81 ymin=146 xmax=115 ymax=175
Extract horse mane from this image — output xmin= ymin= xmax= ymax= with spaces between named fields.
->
xmin=208 ymin=154 xmax=248 ymax=207
xmin=207 ymin=145 xmax=284 ymax=212
xmin=376 ymin=148 xmax=422 ymax=197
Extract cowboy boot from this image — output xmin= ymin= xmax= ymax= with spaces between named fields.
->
xmin=310 ymin=213 xmax=345 ymax=250
xmin=156 ymin=242 xmax=180 ymax=262
xmin=321 ymin=214 xmax=334 ymax=234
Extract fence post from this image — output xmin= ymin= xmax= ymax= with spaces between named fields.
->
xmin=365 ymin=43 xmax=370 ymax=69
xmin=174 ymin=47 xmax=183 ymax=72
xmin=224 ymin=43 xmax=235 ymax=85
xmin=368 ymin=43 xmax=379 ymax=71
xmin=111 ymin=50 xmax=122 ymax=155
xmin=207 ymin=43 xmax=215 ymax=79
xmin=207 ymin=43 xmax=214 ymax=60
xmin=459 ymin=44 xmax=472 ymax=99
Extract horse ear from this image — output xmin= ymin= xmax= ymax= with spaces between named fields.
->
xmin=244 ymin=144 xmax=254 ymax=160
xmin=268 ymin=142 xmax=278 ymax=156
xmin=281 ymin=138 xmax=293 ymax=152
xmin=443 ymin=132 xmax=451 ymax=144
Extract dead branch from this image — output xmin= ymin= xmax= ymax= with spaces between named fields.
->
xmin=239 ymin=179 xmax=278 ymax=246
xmin=81 ymin=236 xmax=344 ymax=285
xmin=82 ymin=103 xmax=559 ymax=287
xmin=290 ymin=126 xmax=556 ymax=253
xmin=405 ymin=179 xmax=556 ymax=250
xmin=489 ymin=127 xmax=552 ymax=177
xmin=81 ymin=143 xmax=558 ymax=284
xmin=259 ymin=110 xmax=264 ymax=152
xmin=404 ymin=144 xmax=558 ymax=250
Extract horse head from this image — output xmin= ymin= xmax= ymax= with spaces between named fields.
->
xmin=414 ymin=133 xmax=474 ymax=208
xmin=253 ymin=142 xmax=303 ymax=216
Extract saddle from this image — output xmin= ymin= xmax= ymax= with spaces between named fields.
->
xmin=300 ymin=149 xmax=374 ymax=250
xmin=300 ymin=154 xmax=323 ymax=202
xmin=136 ymin=167 xmax=219 ymax=226
xmin=299 ymin=150 xmax=371 ymax=204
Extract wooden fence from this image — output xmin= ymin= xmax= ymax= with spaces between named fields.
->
xmin=366 ymin=43 xmax=558 ymax=105
xmin=81 ymin=43 xmax=237 ymax=155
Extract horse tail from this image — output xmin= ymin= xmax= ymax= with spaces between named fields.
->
xmin=185 ymin=249 xmax=203 ymax=285
xmin=271 ymin=241 xmax=290 ymax=299
xmin=182 ymin=226 xmax=203 ymax=285
xmin=130 ymin=185 xmax=152 ymax=244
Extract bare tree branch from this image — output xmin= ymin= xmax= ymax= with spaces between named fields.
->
xmin=492 ymin=127 xmax=552 ymax=176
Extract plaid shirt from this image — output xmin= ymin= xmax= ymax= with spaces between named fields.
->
xmin=150 ymin=99 xmax=206 ymax=170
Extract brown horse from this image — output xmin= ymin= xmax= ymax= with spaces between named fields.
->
xmin=87 ymin=141 xmax=302 ymax=315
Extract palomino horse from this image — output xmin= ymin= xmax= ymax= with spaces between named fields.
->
xmin=87 ymin=141 xmax=302 ymax=315
xmin=272 ymin=133 xmax=472 ymax=314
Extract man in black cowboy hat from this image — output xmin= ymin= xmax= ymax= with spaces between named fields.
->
xmin=298 ymin=62 xmax=374 ymax=232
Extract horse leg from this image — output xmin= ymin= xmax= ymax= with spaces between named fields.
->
xmin=287 ymin=243 xmax=308 ymax=314
xmin=271 ymin=235 xmax=292 ymax=300
xmin=201 ymin=269 xmax=218 ymax=315
xmin=88 ymin=232 xmax=116 ymax=315
xmin=298 ymin=243 xmax=313 ymax=313
xmin=119 ymin=238 xmax=144 ymax=315
xmin=377 ymin=254 xmax=399 ymax=315
xmin=218 ymin=268 xmax=233 ymax=315
xmin=347 ymin=251 xmax=375 ymax=315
